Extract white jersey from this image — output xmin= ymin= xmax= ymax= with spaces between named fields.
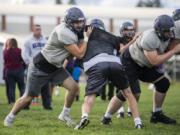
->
xmin=22 ymin=35 xmax=47 ymax=65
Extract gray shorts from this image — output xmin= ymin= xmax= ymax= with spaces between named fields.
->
xmin=25 ymin=62 xmax=70 ymax=97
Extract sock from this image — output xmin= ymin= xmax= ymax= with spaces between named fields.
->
xmin=62 ymin=106 xmax=70 ymax=114
xmin=118 ymin=107 xmax=124 ymax=113
xmin=8 ymin=112 xmax=15 ymax=119
xmin=82 ymin=113 xmax=88 ymax=118
xmin=127 ymin=107 xmax=131 ymax=113
xmin=153 ymin=107 xmax=162 ymax=113
xmin=104 ymin=112 xmax=112 ymax=118
xmin=134 ymin=117 xmax=142 ymax=126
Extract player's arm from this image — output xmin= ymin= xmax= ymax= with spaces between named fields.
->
xmin=166 ymin=39 xmax=180 ymax=51
xmin=119 ymin=33 xmax=141 ymax=54
xmin=21 ymin=40 xmax=31 ymax=65
xmin=119 ymin=39 xmax=135 ymax=54
xmin=64 ymin=27 xmax=93 ymax=59
xmin=64 ymin=42 xmax=87 ymax=59
xmin=144 ymin=44 xmax=180 ymax=65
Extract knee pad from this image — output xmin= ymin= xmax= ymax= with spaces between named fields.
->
xmin=154 ymin=77 xmax=170 ymax=93
xmin=116 ymin=91 xmax=126 ymax=101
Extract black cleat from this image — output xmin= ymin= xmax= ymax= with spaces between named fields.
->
xmin=150 ymin=111 xmax=176 ymax=124
xmin=74 ymin=117 xmax=90 ymax=130
xmin=117 ymin=112 xmax=125 ymax=118
xmin=127 ymin=112 xmax=132 ymax=117
xmin=135 ymin=124 xmax=144 ymax=129
xmin=44 ymin=106 xmax=53 ymax=110
xmin=101 ymin=117 xmax=112 ymax=125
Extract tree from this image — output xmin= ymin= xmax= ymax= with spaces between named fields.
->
xmin=56 ymin=0 xmax=62 ymax=5
xmin=137 ymin=0 xmax=161 ymax=7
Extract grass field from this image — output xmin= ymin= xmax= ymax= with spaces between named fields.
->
xmin=0 ymin=82 xmax=180 ymax=135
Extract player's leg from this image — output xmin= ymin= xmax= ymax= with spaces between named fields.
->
xmin=74 ymin=94 xmax=96 ymax=130
xmin=102 ymin=62 xmax=143 ymax=129
xmin=54 ymin=69 xmax=79 ymax=127
xmin=103 ymin=93 xmax=125 ymax=124
xmin=75 ymin=63 xmax=107 ymax=130
xmin=152 ymin=77 xmax=176 ymax=124
xmin=117 ymin=80 xmax=141 ymax=118
xmin=126 ymin=80 xmax=141 ymax=117
xmin=140 ymin=67 xmax=176 ymax=124
xmin=122 ymin=87 xmax=143 ymax=128
xmin=41 ymin=82 xmax=52 ymax=110
xmin=4 ymin=63 xmax=47 ymax=127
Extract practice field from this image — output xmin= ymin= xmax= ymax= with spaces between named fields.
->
xmin=0 ymin=82 xmax=180 ymax=135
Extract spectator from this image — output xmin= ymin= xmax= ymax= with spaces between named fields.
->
xmin=3 ymin=38 xmax=25 ymax=104
xmin=3 ymin=39 xmax=10 ymax=104
xmin=22 ymin=24 xmax=52 ymax=110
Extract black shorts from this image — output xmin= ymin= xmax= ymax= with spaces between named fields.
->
xmin=85 ymin=62 xmax=129 ymax=96
xmin=122 ymin=49 xmax=164 ymax=94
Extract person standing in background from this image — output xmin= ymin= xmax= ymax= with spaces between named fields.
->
xmin=3 ymin=38 xmax=25 ymax=104
xmin=3 ymin=39 xmax=11 ymax=104
xmin=22 ymin=24 xmax=52 ymax=110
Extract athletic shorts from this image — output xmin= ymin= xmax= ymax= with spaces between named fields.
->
xmin=85 ymin=62 xmax=129 ymax=96
xmin=24 ymin=61 xmax=70 ymax=97
xmin=121 ymin=49 xmax=164 ymax=94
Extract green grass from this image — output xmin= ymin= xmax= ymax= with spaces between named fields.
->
xmin=0 ymin=82 xmax=180 ymax=135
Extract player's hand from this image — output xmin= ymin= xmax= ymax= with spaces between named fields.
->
xmin=133 ymin=32 xmax=141 ymax=40
xmin=85 ymin=26 xmax=93 ymax=37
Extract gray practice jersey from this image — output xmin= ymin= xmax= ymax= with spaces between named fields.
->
xmin=129 ymin=29 xmax=170 ymax=67
xmin=174 ymin=20 xmax=180 ymax=39
xmin=41 ymin=23 xmax=81 ymax=68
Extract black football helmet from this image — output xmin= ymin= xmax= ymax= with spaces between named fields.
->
xmin=119 ymin=21 xmax=135 ymax=41
xmin=154 ymin=15 xmax=175 ymax=41
xmin=64 ymin=7 xmax=86 ymax=33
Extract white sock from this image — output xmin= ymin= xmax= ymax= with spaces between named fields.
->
xmin=62 ymin=106 xmax=70 ymax=114
xmin=8 ymin=112 xmax=15 ymax=119
xmin=134 ymin=117 xmax=142 ymax=125
xmin=153 ymin=107 xmax=162 ymax=113
xmin=118 ymin=107 xmax=124 ymax=113
xmin=127 ymin=107 xmax=131 ymax=113
xmin=104 ymin=112 xmax=112 ymax=118
xmin=82 ymin=113 xmax=88 ymax=118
